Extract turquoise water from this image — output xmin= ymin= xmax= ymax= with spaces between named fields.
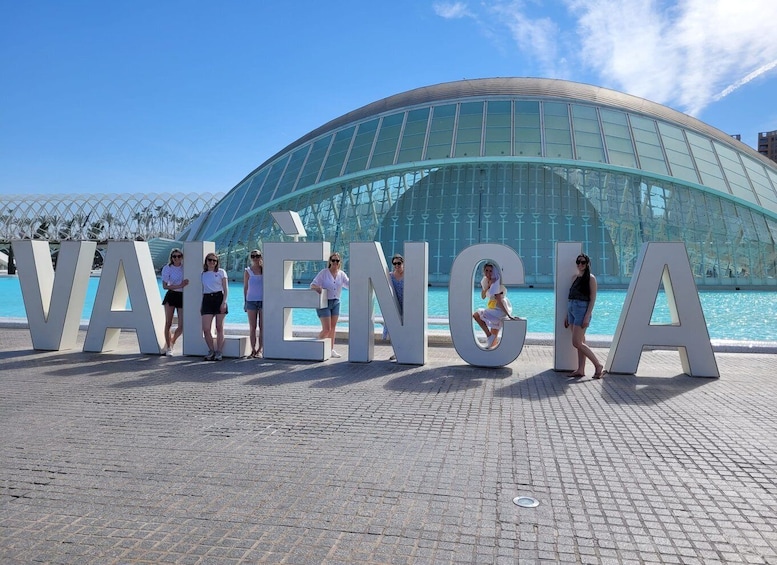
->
xmin=1 ymin=275 xmax=775 ymax=342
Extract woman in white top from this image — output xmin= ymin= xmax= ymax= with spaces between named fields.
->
xmin=473 ymin=262 xmax=515 ymax=349
xmin=161 ymin=248 xmax=188 ymax=355
xmin=243 ymin=249 xmax=264 ymax=358
xmin=200 ymin=252 xmax=228 ymax=361
xmin=310 ymin=252 xmax=349 ymax=358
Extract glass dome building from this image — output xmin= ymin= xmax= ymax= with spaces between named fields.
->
xmin=181 ymin=78 xmax=777 ymax=287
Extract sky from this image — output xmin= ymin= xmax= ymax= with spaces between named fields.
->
xmin=2 ymin=0 xmax=776 ymax=197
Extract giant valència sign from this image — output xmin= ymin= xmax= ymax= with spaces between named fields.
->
xmin=12 ymin=237 xmax=719 ymax=377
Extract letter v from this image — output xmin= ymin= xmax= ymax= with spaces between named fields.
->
xmin=13 ymin=240 xmax=96 ymax=350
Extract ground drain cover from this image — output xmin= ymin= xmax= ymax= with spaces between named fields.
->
xmin=513 ymin=496 xmax=539 ymax=508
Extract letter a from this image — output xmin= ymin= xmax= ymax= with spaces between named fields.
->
xmin=83 ymin=241 xmax=166 ymax=354
xmin=606 ymin=242 xmax=719 ymax=377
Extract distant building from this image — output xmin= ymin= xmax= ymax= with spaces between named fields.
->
xmin=183 ymin=78 xmax=777 ymax=288
xmin=758 ymin=130 xmax=777 ymax=163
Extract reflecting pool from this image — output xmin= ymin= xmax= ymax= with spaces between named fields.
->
xmin=1 ymin=276 xmax=775 ymax=342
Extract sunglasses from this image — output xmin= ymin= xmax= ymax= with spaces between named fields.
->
xmin=576 ymin=259 xmax=588 ymax=265
xmin=330 ymin=258 xmax=340 ymax=263
xmin=250 ymin=254 xmax=261 ymax=258
xmin=392 ymin=262 xmax=403 ymax=266
xmin=171 ymin=254 xmax=182 ymax=259
xmin=207 ymin=258 xmax=218 ymax=262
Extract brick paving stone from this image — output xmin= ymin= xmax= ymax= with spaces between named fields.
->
xmin=1 ymin=326 xmax=777 ymax=564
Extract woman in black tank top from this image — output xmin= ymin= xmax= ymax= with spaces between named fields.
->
xmin=564 ymin=254 xmax=605 ymax=379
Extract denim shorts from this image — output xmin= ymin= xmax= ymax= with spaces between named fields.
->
xmin=567 ymin=299 xmax=590 ymax=326
xmin=245 ymin=300 xmax=263 ymax=311
xmin=316 ymin=298 xmax=341 ymax=318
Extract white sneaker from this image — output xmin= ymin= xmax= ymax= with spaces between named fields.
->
xmin=486 ymin=334 xmax=497 ymax=349
xmin=165 ymin=347 xmax=173 ymax=356
xmin=330 ymin=349 xmax=342 ymax=358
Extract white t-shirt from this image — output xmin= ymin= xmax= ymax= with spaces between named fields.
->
xmin=202 ymin=268 xmax=228 ymax=293
xmin=161 ymin=264 xmax=185 ymax=292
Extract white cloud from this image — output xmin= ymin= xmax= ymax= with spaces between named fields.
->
xmin=433 ymin=1 xmax=473 ymax=19
xmin=569 ymin=0 xmax=777 ymax=115
xmin=434 ymin=0 xmax=777 ymax=116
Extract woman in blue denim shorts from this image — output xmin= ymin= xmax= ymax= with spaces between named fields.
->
xmin=564 ymin=253 xmax=605 ymax=379
xmin=310 ymin=252 xmax=349 ymax=358
xmin=243 ymin=249 xmax=264 ymax=358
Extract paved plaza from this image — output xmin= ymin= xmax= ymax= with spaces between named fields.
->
xmin=1 ymin=326 xmax=776 ymax=564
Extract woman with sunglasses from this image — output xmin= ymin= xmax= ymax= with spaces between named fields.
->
xmin=564 ymin=253 xmax=605 ymax=378
xmin=201 ymin=253 xmax=228 ymax=361
xmin=310 ymin=252 xmax=349 ymax=358
xmin=473 ymin=262 xmax=515 ymax=349
xmin=161 ymin=248 xmax=189 ymax=356
xmin=243 ymin=249 xmax=264 ymax=358
xmin=384 ymin=254 xmax=405 ymax=360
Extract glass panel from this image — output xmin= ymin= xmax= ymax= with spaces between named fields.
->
xmin=251 ymin=154 xmax=289 ymax=210
xmin=543 ymin=102 xmax=572 ymax=158
xmin=515 ymin=101 xmax=541 ymax=156
xmin=426 ymin=104 xmax=456 ymax=160
xmin=370 ymin=113 xmax=404 ymax=167
xmin=274 ymin=145 xmax=310 ymax=200
xmin=601 ymin=109 xmax=637 ymax=168
xmin=484 ymin=100 xmax=511 ymax=157
xmin=715 ymin=142 xmax=756 ymax=202
xmin=219 ymin=180 xmax=252 ymax=226
xmin=320 ymin=126 xmax=355 ymax=182
xmin=741 ymin=155 xmax=777 ymax=208
xmin=344 ymin=119 xmax=378 ymax=174
xmin=454 ymin=101 xmax=484 ymax=157
xmin=397 ymin=108 xmax=429 ymax=163
xmin=657 ymin=122 xmax=699 ymax=183
xmin=686 ymin=132 xmax=728 ymax=193
xmin=297 ymin=136 xmax=332 ymax=189
xmin=630 ymin=115 xmax=668 ymax=175
xmin=242 ymin=168 xmax=269 ymax=211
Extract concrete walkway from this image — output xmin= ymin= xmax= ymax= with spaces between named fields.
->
xmin=1 ymin=327 xmax=776 ymax=564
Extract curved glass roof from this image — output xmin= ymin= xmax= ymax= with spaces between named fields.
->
xmin=190 ymin=78 xmax=777 ymax=242
xmin=2 ymin=192 xmax=222 ymax=242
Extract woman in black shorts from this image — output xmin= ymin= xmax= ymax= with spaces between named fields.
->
xmin=161 ymin=248 xmax=188 ymax=355
xmin=200 ymin=253 xmax=229 ymax=361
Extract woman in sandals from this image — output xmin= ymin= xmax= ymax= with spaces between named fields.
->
xmin=160 ymin=248 xmax=188 ymax=355
xmin=310 ymin=252 xmax=349 ymax=358
xmin=564 ymin=253 xmax=605 ymax=378
xmin=243 ymin=249 xmax=264 ymax=358
xmin=200 ymin=253 xmax=228 ymax=361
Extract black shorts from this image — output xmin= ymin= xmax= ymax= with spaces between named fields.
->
xmin=162 ymin=289 xmax=183 ymax=308
xmin=201 ymin=291 xmax=228 ymax=316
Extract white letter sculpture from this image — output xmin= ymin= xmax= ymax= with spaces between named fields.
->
xmin=83 ymin=241 xmax=166 ymax=354
xmin=14 ymin=240 xmax=95 ymax=350
xmin=263 ymin=240 xmax=330 ymax=361
xmin=449 ymin=243 xmax=526 ymax=367
xmin=348 ymin=242 xmax=428 ymax=364
xmin=606 ymin=242 xmax=719 ymax=378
